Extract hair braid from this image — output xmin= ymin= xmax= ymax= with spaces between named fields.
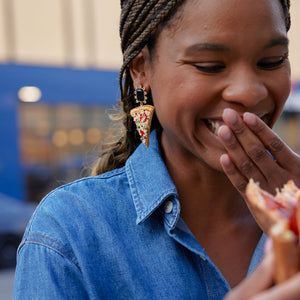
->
xmin=91 ymin=0 xmax=184 ymax=175
xmin=119 ymin=0 xmax=183 ymax=97
xmin=280 ymin=0 xmax=291 ymax=31
xmin=91 ymin=0 xmax=291 ymax=176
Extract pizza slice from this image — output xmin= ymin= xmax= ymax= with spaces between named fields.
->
xmin=246 ymin=179 xmax=300 ymax=283
xmin=245 ymin=179 xmax=300 ymax=235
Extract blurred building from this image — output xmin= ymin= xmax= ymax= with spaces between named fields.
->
xmin=0 ymin=0 xmax=122 ymax=68
xmin=0 ymin=0 xmax=300 ymax=203
xmin=0 ymin=1 xmax=123 ymax=202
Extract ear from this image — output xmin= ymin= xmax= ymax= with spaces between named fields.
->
xmin=129 ymin=47 xmax=151 ymax=91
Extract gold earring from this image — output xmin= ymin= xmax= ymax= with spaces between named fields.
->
xmin=130 ymin=86 xmax=155 ymax=147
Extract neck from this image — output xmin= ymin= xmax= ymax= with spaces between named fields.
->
xmin=159 ymin=133 xmax=262 ymax=288
xmin=160 ymin=137 xmax=251 ymax=228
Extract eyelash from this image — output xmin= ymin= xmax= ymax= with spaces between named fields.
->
xmin=194 ymin=64 xmax=225 ymax=73
xmin=257 ymin=55 xmax=288 ymax=70
xmin=193 ymin=55 xmax=288 ymax=74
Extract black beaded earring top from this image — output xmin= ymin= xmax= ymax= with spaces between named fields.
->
xmin=134 ymin=87 xmax=147 ymax=105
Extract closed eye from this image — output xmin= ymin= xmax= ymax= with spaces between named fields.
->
xmin=194 ymin=63 xmax=226 ymax=73
xmin=257 ymin=54 xmax=288 ymax=70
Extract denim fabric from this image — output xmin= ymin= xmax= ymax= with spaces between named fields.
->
xmin=14 ymin=130 xmax=266 ymax=300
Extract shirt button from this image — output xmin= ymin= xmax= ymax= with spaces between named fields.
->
xmin=164 ymin=200 xmax=173 ymax=214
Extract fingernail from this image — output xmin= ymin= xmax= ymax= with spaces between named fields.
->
xmin=220 ymin=154 xmax=231 ymax=167
xmin=243 ymin=112 xmax=257 ymax=126
xmin=223 ymin=108 xmax=238 ymax=125
xmin=218 ymin=125 xmax=232 ymax=140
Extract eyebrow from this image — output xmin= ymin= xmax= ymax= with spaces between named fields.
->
xmin=264 ymin=37 xmax=289 ymax=49
xmin=184 ymin=37 xmax=289 ymax=56
xmin=184 ymin=43 xmax=230 ymax=56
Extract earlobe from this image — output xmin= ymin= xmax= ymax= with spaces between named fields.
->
xmin=129 ymin=47 xmax=151 ymax=91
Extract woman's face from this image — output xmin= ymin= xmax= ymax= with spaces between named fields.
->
xmin=143 ymin=0 xmax=291 ymax=170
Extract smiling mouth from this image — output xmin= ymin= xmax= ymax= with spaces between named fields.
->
xmin=204 ymin=114 xmax=270 ymax=135
xmin=204 ymin=119 xmax=222 ymax=135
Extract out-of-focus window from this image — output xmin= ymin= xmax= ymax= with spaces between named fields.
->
xmin=18 ymin=103 xmax=112 ymax=203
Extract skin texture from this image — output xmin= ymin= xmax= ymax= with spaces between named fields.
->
xmin=129 ymin=0 xmax=300 ymax=291
xmin=225 ymin=252 xmax=300 ymax=300
xmin=149 ymin=0 xmax=290 ymax=173
xmin=219 ymin=108 xmax=300 ymax=199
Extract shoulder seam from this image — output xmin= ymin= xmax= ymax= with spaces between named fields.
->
xmin=26 ymin=167 xmax=126 ymax=236
xmin=19 ymin=236 xmax=81 ymax=271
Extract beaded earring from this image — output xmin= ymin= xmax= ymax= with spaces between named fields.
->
xmin=130 ymin=86 xmax=155 ymax=147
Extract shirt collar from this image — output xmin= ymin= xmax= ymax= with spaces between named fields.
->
xmin=126 ymin=129 xmax=178 ymax=224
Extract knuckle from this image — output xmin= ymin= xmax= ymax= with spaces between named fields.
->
xmin=226 ymin=141 xmax=239 ymax=151
xmin=225 ymin=166 xmax=237 ymax=176
xmin=233 ymin=125 xmax=245 ymax=136
xmin=236 ymin=179 xmax=247 ymax=192
xmin=248 ymin=145 xmax=267 ymax=161
xmin=239 ymin=160 xmax=254 ymax=175
xmin=269 ymin=138 xmax=284 ymax=153
xmin=253 ymin=122 xmax=265 ymax=134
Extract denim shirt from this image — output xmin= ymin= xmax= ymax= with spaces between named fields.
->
xmin=14 ymin=130 xmax=266 ymax=300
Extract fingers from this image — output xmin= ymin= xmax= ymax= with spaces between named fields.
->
xmin=222 ymin=109 xmax=277 ymax=172
xmin=218 ymin=108 xmax=300 ymax=195
xmin=220 ymin=153 xmax=248 ymax=195
xmin=243 ymin=112 xmax=300 ymax=172
xmin=226 ymin=254 xmax=300 ymax=300
xmin=218 ymin=109 xmax=279 ymax=188
xmin=250 ymin=273 xmax=300 ymax=300
xmin=218 ymin=123 xmax=271 ymax=180
xmin=224 ymin=254 xmax=274 ymax=300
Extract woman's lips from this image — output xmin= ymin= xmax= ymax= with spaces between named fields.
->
xmin=204 ymin=113 xmax=270 ymax=136
xmin=204 ymin=119 xmax=223 ymax=135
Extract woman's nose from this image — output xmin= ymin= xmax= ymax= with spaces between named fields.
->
xmin=222 ymin=68 xmax=268 ymax=107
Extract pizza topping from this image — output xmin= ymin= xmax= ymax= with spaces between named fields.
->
xmin=246 ymin=179 xmax=300 ymax=235
xmin=246 ymin=179 xmax=300 ymax=284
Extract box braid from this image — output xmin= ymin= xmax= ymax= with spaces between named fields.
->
xmin=92 ymin=0 xmax=184 ymax=175
xmin=92 ymin=0 xmax=291 ymax=175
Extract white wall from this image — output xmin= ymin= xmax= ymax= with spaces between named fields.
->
xmin=289 ymin=0 xmax=300 ymax=80
xmin=0 ymin=0 xmax=122 ymax=69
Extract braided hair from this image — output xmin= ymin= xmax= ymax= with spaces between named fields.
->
xmin=91 ymin=0 xmax=291 ymax=176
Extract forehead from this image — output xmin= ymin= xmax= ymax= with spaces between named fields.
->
xmin=164 ymin=0 xmax=286 ymax=40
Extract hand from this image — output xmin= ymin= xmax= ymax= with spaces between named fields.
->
xmin=218 ymin=108 xmax=300 ymax=197
xmin=224 ymin=254 xmax=300 ymax=300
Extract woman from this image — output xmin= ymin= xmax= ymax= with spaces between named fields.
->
xmin=14 ymin=0 xmax=300 ymax=299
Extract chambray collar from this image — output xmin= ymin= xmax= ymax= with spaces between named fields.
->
xmin=126 ymin=129 xmax=178 ymax=224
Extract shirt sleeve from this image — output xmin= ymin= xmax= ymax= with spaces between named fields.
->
xmin=13 ymin=242 xmax=89 ymax=299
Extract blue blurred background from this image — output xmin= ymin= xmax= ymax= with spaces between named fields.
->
xmin=0 ymin=0 xmax=123 ymax=275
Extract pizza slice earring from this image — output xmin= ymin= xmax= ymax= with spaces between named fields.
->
xmin=130 ymin=86 xmax=155 ymax=147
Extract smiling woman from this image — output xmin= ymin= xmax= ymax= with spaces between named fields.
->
xmin=13 ymin=0 xmax=300 ymax=299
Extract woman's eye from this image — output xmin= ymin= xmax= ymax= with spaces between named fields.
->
xmin=194 ymin=63 xmax=225 ymax=73
xmin=257 ymin=56 xmax=287 ymax=70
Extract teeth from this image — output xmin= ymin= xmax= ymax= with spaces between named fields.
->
xmin=206 ymin=120 xmax=220 ymax=135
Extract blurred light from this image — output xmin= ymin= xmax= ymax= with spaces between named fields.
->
xmin=52 ymin=130 xmax=68 ymax=147
xmin=69 ymin=129 xmax=84 ymax=145
xmin=86 ymin=128 xmax=102 ymax=144
xmin=18 ymin=86 xmax=42 ymax=103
